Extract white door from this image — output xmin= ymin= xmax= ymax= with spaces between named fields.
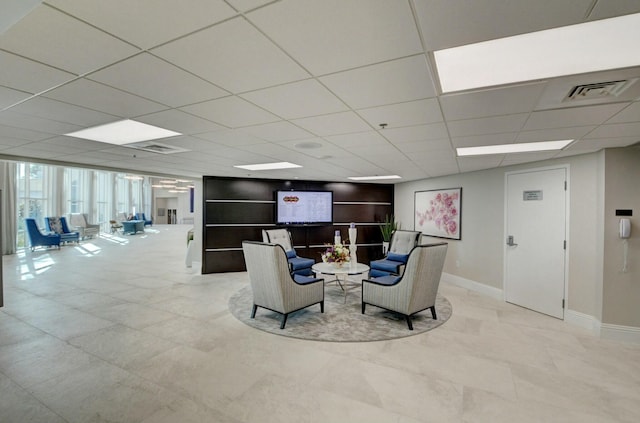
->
xmin=505 ymin=167 xmax=567 ymax=319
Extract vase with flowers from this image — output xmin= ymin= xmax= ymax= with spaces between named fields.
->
xmin=321 ymin=242 xmax=351 ymax=268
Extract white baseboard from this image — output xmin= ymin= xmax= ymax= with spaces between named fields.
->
xmin=441 ymin=273 xmax=640 ymax=344
xmin=600 ymin=323 xmax=640 ymax=344
xmin=564 ymin=309 xmax=600 ymax=335
xmin=441 ymin=272 xmax=503 ymax=300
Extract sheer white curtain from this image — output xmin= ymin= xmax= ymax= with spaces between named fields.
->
xmin=1 ymin=161 xmax=17 ymax=254
xmin=50 ymin=166 xmax=65 ymax=217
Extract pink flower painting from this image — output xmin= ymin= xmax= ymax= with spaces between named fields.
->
xmin=415 ymin=188 xmax=461 ymax=239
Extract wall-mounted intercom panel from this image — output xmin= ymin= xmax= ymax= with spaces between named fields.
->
xmin=620 ymin=218 xmax=631 ymax=239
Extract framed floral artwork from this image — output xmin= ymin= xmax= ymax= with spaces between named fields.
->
xmin=415 ymin=188 xmax=462 ymax=240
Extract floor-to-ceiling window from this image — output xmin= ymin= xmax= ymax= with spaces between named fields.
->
xmin=16 ymin=163 xmax=50 ymax=248
xmin=67 ymin=167 xmax=88 ymax=214
xmin=95 ymin=172 xmax=111 ymax=230
xmin=14 ymin=162 xmax=151 ymax=249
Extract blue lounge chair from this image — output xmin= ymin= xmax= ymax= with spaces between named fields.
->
xmin=44 ymin=216 xmax=80 ymax=244
xmin=25 ymin=218 xmax=61 ymax=251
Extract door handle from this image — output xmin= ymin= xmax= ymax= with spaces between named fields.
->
xmin=507 ymin=235 xmax=518 ymax=247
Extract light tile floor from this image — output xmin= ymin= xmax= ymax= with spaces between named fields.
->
xmin=1 ymin=225 xmax=639 ymax=422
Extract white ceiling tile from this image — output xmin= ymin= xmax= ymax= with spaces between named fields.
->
xmin=44 ymin=79 xmax=167 ymax=118
xmin=277 ymin=138 xmax=347 ymax=160
xmin=0 ymin=51 xmax=75 ymax=94
xmin=0 ymin=111 xmax=81 ymax=135
xmin=241 ymin=79 xmax=348 ymax=119
xmin=584 ymin=122 xmax=640 ymax=138
xmin=40 ymin=136 xmax=108 ymax=151
xmin=325 ymin=131 xmax=389 ymax=149
xmin=48 ymin=0 xmax=237 ymax=49
xmin=248 ymin=0 xmax=423 ymax=75
xmin=0 ymin=137 xmax=32 ymax=149
xmin=226 ymin=0 xmax=273 ymax=12
xmin=458 ymin=156 xmax=504 ymax=173
xmin=587 ymin=1 xmax=640 ymax=20
xmin=523 ymin=103 xmax=629 ymax=130
xmin=382 ymin=123 xmax=449 ymax=143
xmin=0 ymin=124 xmax=52 ymax=142
xmin=153 ymin=17 xmax=309 ymax=93
xmin=88 ymin=53 xmax=229 ymax=108
xmin=395 ymin=139 xmax=453 ymax=153
xmin=1 ymin=0 xmax=41 ymax=35
xmin=320 ymin=55 xmax=437 ymax=109
xmin=8 ymin=97 xmax=117 ymax=127
xmin=415 ymin=0 xmax=593 ymax=51
xmin=180 ymin=96 xmax=279 ymax=128
xmin=441 ymin=83 xmax=547 ymax=121
xmin=562 ymin=136 xmax=640 ymax=152
xmin=448 ymin=114 xmax=529 ymax=137
xmin=194 ymin=129 xmax=264 ymax=147
xmin=500 ymin=152 xmax=558 ymax=166
xmin=1 ymin=144 xmax=69 ymax=159
xmin=0 ymin=86 xmax=32 ymax=109
xmin=0 ymin=5 xmax=139 ymax=74
xmin=357 ymin=99 xmax=443 ymax=129
xmin=452 ymin=133 xmax=518 ymax=148
xmin=516 ymin=126 xmax=596 ymax=143
xmin=240 ymin=121 xmax=313 ymax=142
xmin=358 ymin=149 xmax=408 ymax=161
xmin=135 ymin=110 xmax=225 ymax=135
xmin=606 ymin=102 xmax=640 ymax=124
xmin=291 ymin=112 xmax=372 ymax=136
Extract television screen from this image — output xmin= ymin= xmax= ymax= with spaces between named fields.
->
xmin=276 ymin=190 xmax=333 ymax=225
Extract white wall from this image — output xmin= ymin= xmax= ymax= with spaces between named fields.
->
xmin=602 ymin=147 xmax=640 ymax=327
xmin=395 ymin=152 xmax=604 ymax=320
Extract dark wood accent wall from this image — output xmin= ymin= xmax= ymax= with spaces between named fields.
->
xmin=202 ymin=176 xmax=394 ymax=273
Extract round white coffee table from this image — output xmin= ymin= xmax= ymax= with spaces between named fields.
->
xmin=312 ymin=262 xmax=370 ymax=303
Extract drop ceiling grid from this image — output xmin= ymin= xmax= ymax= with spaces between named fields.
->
xmin=0 ymin=1 xmax=638 ymax=182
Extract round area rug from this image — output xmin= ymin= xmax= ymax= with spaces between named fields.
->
xmin=228 ymin=284 xmax=452 ymax=342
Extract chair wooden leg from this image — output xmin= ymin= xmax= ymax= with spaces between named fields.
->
xmin=280 ymin=313 xmax=288 ymax=329
xmin=430 ymin=306 xmax=437 ymax=320
xmin=361 ymin=302 xmax=366 ymax=314
xmin=251 ymin=304 xmax=258 ymax=319
xmin=320 ymin=301 xmax=324 ymax=313
xmin=405 ymin=315 xmax=414 ymax=330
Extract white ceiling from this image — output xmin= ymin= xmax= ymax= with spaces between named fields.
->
xmin=1 ymin=0 xmax=639 ymax=182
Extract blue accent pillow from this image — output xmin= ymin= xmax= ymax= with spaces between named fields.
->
xmin=371 ymin=275 xmax=401 ymax=285
xmin=293 ymin=274 xmax=321 ymax=284
xmin=386 ymin=252 xmax=409 ymax=263
xmin=286 ymin=249 xmax=297 ymax=259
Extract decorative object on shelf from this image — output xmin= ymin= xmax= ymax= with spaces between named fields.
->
xmin=379 ymin=214 xmax=398 ymax=254
xmin=348 ymin=223 xmax=358 ymax=264
xmin=415 ymin=188 xmax=462 ymax=240
xmin=334 ymin=229 xmax=341 ymax=245
xmin=321 ymin=243 xmax=351 ymax=268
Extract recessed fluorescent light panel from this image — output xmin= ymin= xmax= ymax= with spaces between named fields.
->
xmin=348 ymin=175 xmax=402 ymax=181
xmin=434 ymin=13 xmax=640 ymax=93
xmin=456 ymin=140 xmax=573 ymax=156
xmin=234 ymin=162 xmax=302 ymax=171
xmin=65 ymin=119 xmax=181 ymax=145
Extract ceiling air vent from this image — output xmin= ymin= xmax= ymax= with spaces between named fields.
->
xmin=563 ymin=78 xmax=638 ymax=102
xmin=123 ymin=141 xmax=189 ymax=154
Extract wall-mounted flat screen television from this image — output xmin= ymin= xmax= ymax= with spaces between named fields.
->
xmin=275 ymin=190 xmax=333 ymax=225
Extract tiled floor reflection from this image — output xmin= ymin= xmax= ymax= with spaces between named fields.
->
xmin=1 ymin=225 xmax=639 ymax=422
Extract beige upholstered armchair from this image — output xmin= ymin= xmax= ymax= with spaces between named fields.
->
xmin=369 ymin=230 xmax=421 ymax=278
xmin=261 ymin=229 xmax=315 ymax=276
xmin=242 ymin=240 xmax=324 ymax=329
xmin=362 ymin=242 xmax=448 ymax=330
xmin=68 ymin=213 xmax=100 ymax=239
